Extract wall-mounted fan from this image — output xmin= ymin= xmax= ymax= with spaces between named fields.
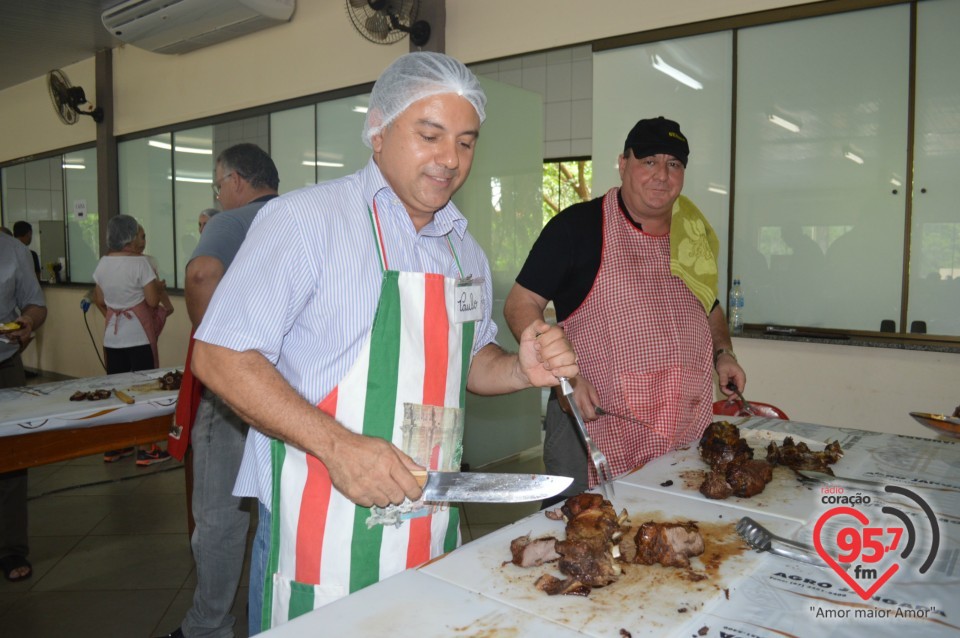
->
xmin=47 ymin=69 xmax=104 ymax=125
xmin=346 ymin=0 xmax=430 ymax=47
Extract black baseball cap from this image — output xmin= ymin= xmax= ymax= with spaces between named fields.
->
xmin=623 ymin=116 xmax=689 ymax=167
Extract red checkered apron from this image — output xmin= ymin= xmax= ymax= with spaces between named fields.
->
xmin=563 ymin=188 xmax=713 ymax=486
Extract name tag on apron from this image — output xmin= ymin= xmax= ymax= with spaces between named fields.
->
xmin=454 ymin=278 xmax=483 ymax=324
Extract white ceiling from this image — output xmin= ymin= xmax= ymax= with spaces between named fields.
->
xmin=0 ymin=0 xmax=121 ymax=92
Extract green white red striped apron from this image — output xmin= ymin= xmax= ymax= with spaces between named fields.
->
xmin=262 ymin=202 xmax=476 ymax=629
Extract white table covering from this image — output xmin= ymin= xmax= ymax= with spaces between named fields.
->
xmin=260 ymin=418 xmax=960 ymax=637
xmin=0 ymin=367 xmax=180 ymax=438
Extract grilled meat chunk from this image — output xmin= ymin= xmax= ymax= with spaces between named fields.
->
xmin=725 ymin=459 xmax=773 ymax=497
xmin=551 ymin=493 xmax=624 ymax=588
xmin=534 ymin=573 xmax=591 ymax=596
xmin=623 ymin=521 xmax=704 ymax=568
xmin=699 ymin=421 xmax=753 ymax=469
xmin=565 ymin=506 xmax=622 ymax=545
xmin=159 ymin=370 xmax=184 ymax=390
xmin=555 ymin=537 xmax=622 ymax=587
xmin=699 ymin=470 xmax=734 ymax=500
xmin=766 ymin=437 xmax=842 ymax=473
xmin=560 ymin=493 xmax=608 ymax=519
xmin=699 ymin=421 xmax=768 ymax=499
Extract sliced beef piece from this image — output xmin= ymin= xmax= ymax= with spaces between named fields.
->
xmin=631 ymin=521 xmax=704 ymax=568
xmin=725 ymin=459 xmax=773 ymax=497
xmin=508 ymin=535 xmax=560 ymax=567
xmin=534 ymin=573 xmax=591 ymax=596
xmin=699 ymin=470 xmax=734 ymax=500
xmin=544 ymin=508 xmax=566 ymax=521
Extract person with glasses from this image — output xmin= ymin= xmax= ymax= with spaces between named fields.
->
xmin=190 ymin=52 xmax=577 ymax=634
xmin=504 ymin=117 xmax=746 ymax=506
xmin=156 ymin=144 xmax=279 ymax=638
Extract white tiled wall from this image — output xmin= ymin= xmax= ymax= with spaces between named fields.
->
xmin=472 ymin=45 xmax=592 ymax=159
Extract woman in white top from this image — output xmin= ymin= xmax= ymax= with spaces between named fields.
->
xmin=92 ymin=214 xmax=171 ymax=466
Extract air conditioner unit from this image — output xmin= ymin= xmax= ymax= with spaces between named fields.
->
xmin=102 ymin=0 xmax=295 ymax=55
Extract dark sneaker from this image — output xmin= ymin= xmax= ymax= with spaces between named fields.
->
xmin=136 ymin=448 xmax=171 ymax=467
xmin=103 ymin=447 xmax=135 ymax=463
xmin=154 ymin=628 xmax=184 ymax=638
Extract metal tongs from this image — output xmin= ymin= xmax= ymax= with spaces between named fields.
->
xmin=559 ymin=377 xmax=614 ymax=499
xmin=736 ymin=516 xmax=831 ymax=569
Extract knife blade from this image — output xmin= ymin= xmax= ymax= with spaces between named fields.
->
xmin=412 ymin=470 xmax=572 ymax=503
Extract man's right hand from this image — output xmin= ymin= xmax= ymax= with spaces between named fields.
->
xmin=557 ymin=375 xmax=602 ymax=421
xmin=321 ymin=428 xmax=424 ymax=508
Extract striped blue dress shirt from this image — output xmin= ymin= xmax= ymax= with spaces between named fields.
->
xmin=195 ymin=158 xmax=498 ymax=505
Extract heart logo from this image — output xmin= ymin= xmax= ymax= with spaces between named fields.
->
xmin=813 ymin=506 xmax=900 ymax=600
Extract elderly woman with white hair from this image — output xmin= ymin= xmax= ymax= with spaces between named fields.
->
xmin=92 ymin=214 xmax=170 ymax=466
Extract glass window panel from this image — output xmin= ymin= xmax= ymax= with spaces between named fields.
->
xmin=593 ymin=32 xmax=733 ymax=301
xmin=173 ymin=126 xmax=215 ymax=288
xmin=735 ymin=6 xmax=910 ymax=331
xmin=2 ymin=156 xmax=64 ymax=281
xmin=63 ymin=147 xmax=99 ymax=282
xmin=453 ymin=77 xmax=544 ymax=468
xmin=542 ymin=160 xmax=592 ymax=225
xmin=910 ymin=0 xmax=960 ymax=337
xmin=271 ymin=105 xmax=317 ymax=194
xmin=119 ymin=132 xmax=174 ymax=283
xmin=316 ymin=94 xmax=372 ymax=182
xmin=213 ymin=115 xmax=269 ymax=160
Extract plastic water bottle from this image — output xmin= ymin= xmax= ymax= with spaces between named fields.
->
xmin=729 ymin=279 xmax=744 ymax=335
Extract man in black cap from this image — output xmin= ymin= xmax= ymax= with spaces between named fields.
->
xmin=505 ymin=116 xmax=745 ymax=504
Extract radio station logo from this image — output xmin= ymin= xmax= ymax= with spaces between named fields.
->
xmin=813 ymin=485 xmax=940 ymax=600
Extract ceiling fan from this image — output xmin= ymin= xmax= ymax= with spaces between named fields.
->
xmin=47 ymin=69 xmax=104 ymax=125
xmin=346 ymin=0 xmax=431 ymax=47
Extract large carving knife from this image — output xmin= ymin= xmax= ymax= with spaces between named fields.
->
xmin=412 ymin=470 xmax=572 ymax=503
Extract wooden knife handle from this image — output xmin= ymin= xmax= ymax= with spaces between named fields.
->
xmin=410 ymin=469 xmax=428 ymax=487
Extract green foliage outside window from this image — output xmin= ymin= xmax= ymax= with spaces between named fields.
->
xmin=542 ymin=160 xmax=592 ymax=225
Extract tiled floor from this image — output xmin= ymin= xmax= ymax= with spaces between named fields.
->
xmin=0 ymin=373 xmax=545 ymax=638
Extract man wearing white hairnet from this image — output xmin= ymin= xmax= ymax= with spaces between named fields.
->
xmin=192 ymin=52 xmax=578 ymax=634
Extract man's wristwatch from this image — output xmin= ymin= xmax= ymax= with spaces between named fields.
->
xmin=714 ymin=348 xmax=737 ymax=368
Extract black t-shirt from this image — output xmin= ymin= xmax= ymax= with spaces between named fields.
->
xmin=515 ymin=191 xmax=718 ymax=321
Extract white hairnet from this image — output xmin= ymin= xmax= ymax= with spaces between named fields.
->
xmin=362 ymin=52 xmax=487 ymax=148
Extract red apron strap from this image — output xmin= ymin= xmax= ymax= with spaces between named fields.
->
xmin=169 ymin=332 xmax=203 ymax=460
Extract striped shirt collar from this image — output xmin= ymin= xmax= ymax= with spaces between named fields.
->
xmin=359 ymin=157 xmax=469 ymax=241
